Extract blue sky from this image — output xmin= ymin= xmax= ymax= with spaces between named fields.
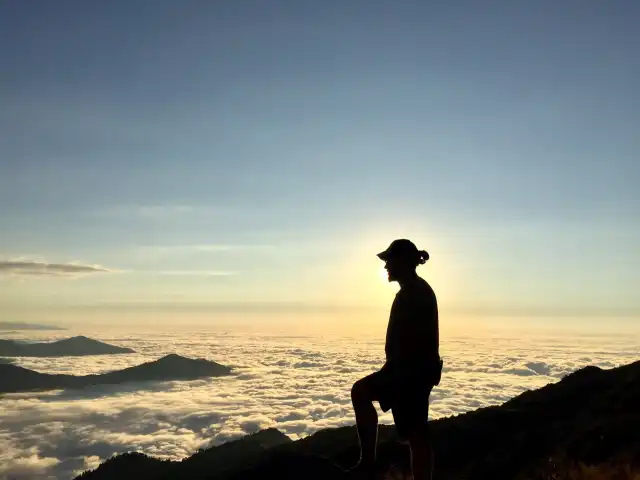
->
xmin=1 ymin=1 xmax=638 ymax=325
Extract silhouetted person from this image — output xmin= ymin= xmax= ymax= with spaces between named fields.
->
xmin=347 ymin=239 xmax=442 ymax=480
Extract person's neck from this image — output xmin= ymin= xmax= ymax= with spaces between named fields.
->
xmin=397 ymin=271 xmax=419 ymax=289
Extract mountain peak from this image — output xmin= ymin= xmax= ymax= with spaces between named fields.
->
xmin=154 ymin=353 xmax=208 ymax=366
xmin=0 ymin=336 xmax=135 ymax=357
xmin=1 ymin=354 xmax=233 ymax=394
xmin=152 ymin=353 xmax=227 ymax=368
xmin=159 ymin=353 xmax=185 ymax=361
xmin=63 ymin=336 xmax=93 ymax=343
xmin=118 ymin=354 xmax=233 ymax=380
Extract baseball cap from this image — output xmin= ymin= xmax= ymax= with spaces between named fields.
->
xmin=377 ymin=239 xmax=421 ymax=262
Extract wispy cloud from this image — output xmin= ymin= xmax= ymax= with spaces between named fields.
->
xmin=95 ymin=205 xmax=222 ymax=219
xmin=154 ymin=270 xmax=238 ymax=277
xmin=137 ymin=244 xmax=273 ymax=255
xmin=0 ymin=260 xmax=111 ymax=278
xmin=128 ymin=244 xmax=274 ymax=266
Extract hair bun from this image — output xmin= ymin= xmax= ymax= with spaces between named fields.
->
xmin=418 ymin=250 xmax=430 ymax=264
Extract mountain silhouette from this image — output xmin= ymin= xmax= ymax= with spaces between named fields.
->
xmin=0 ymin=335 xmax=134 ymax=357
xmin=0 ymin=354 xmax=232 ymax=394
xmin=75 ymin=359 xmax=640 ymax=479
xmin=0 ymin=321 xmax=65 ymax=331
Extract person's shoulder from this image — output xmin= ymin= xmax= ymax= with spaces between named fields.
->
xmin=401 ymin=277 xmax=423 ymax=294
xmin=416 ymin=276 xmax=433 ymax=293
xmin=414 ymin=277 xmax=436 ymax=302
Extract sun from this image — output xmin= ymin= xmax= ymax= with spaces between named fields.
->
xmin=378 ymin=265 xmax=389 ymax=283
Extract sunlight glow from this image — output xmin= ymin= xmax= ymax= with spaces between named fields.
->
xmin=378 ymin=265 xmax=389 ymax=283
xmin=327 ymin=219 xmax=462 ymax=311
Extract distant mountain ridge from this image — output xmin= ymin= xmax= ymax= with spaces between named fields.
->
xmin=75 ymin=359 xmax=640 ymax=480
xmin=0 ymin=354 xmax=233 ymax=394
xmin=0 ymin=321 xmax=65 ymax=331
xmin=0 ymin=335 xmax=134 ymax=357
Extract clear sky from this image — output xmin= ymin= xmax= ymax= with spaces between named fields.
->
xmin=1 ymin=1 xmax=638 ymax=326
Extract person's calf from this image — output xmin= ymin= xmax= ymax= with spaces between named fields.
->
xmin=408 ymin=430 xmax=433 ymax=480
xmin=350 ymin=379 xmax=379 ymax=469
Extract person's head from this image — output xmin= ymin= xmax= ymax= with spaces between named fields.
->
xmin=377 ymin=239 xmax=429 ymax=283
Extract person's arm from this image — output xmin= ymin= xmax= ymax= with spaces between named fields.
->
xmin=405 ymin=290 xmax=438 ymax=361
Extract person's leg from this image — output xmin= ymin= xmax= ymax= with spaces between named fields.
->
xmin=407 ymin=427 xmax=433 ymax=480
xmin=393 ymin=388 xmax=433 ymax=480
xmin=348 ymin=375 xmax=380 ymax=475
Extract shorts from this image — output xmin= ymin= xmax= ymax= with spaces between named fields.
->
xmin=360 ymin=364 xmax=434 ymax=439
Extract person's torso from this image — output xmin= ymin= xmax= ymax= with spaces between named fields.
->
xmin=384 ymin=276 xmax=439 ymax=368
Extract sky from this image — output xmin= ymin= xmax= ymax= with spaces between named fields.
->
xmin=1 ymin=1 xmax=639 ymax=326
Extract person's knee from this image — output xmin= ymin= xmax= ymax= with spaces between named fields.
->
xmin=351 ymin=378 xmax=369 ymax=404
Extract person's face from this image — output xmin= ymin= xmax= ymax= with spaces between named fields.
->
xmin=384 ymin=258 xmax=414 ymax=282
xmin=384 ymin=257 xmax=406 ymax=282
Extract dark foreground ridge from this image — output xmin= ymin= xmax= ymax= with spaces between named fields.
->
xmin=0 ymin=335 xmax=134 ymax=357
xmin=76 ymin=360 xmax=640 ymax=479
xmin=0 ymin=354 xmax=233 ymax=394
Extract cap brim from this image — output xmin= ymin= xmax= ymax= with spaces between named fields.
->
xmin=377 ymin=250 xmax=390 ymax=261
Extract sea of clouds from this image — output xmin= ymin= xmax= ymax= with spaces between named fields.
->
xmin=1 ymin=325 xmax=638 ymax=480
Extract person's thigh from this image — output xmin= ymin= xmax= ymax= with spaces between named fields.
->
xmin=356 ymin=369 xmax=396 ymax=411
xmin=391 ymin=387 xmax=432 ymax=439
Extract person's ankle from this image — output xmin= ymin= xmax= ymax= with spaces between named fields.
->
xmin=348 ymin=460 xmax=375 ymax=472
xmin=345 ymin=461 xmax=376 ymax=478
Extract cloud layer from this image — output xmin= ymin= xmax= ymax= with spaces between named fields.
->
xmin=0 ymin=260 xmax=110 ymax=278
xmin=0 ymin=327 xmax=638 ymax=479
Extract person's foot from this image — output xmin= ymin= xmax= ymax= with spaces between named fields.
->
xmin=344 ymin=462 xmax=376 ymax=479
